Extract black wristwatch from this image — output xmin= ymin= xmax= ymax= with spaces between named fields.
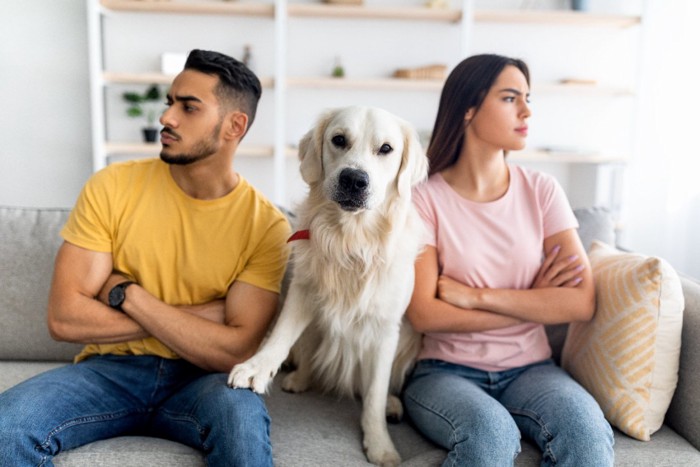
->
xmin=108 ymin=281 xmax=136 ymax=312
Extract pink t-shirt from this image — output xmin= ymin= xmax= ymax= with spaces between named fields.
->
xmin=413 ymin=165 xmax=578 ymax=371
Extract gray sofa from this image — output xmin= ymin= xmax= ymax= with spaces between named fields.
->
xmin=1 ymin=205 xmax=700 ymax=466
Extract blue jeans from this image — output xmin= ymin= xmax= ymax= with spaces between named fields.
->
xmin=403 ymin=359 xmax=614 ymax=467
xmin=0 ymin=355 xmax=272 ymax=467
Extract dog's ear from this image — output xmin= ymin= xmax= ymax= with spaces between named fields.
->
xmin=396 ymin=122 xmax=429 ymax=197
xmin=299 ymin=110 xmax=334 ymax=185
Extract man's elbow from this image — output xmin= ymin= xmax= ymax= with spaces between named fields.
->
xmin=46 ymin=303 xmax=77 ymax=342
xmin=47 ymin=314 xmax=69 ymax=342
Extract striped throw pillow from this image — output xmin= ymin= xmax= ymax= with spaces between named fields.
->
xmin=561 ymin=241 xmax=684 ymax=441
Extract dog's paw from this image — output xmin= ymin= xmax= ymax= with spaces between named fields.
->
xmin=385 ymin=395 xmax=403 ymax=424
xmin=227 ymin=360 xmax=276 ymax=394
xmin=280 ymin=369 xmax=311 ymax=393
xmin=363 ymin=440 xmax=401 ymax=467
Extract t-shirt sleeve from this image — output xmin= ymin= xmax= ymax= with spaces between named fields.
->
xmin=236 ymin=211 xmax=292 ymax=294
xmin=412 ymin=184 xmax=437 ymax=247
xmin=540 ymin=174 xmax=578 ymax=238
xmin=60 ymin=168 xmax=115 ymax=253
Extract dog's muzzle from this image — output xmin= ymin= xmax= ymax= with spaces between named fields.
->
xmin=334 ymin=168 xmax=369 ymax=211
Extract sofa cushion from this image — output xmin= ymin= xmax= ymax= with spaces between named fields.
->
xmin=547 ymin=207 xmax=617 ymax=362
xmin=573 ymin=206 xmax=616 ymax=251
xmin=665 ymin=275 xmax=700 ymax=450
xmin=562 ymin=241 xmax=684 ymax=441
xmin=0 ymin=207 xmax=82 ymax=361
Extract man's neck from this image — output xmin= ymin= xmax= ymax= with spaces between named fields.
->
xmin=169 ymin=159 xmax=239 ymax=200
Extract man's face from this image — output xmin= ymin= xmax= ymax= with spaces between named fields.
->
xmin=159 ymin=70 xmax=225 ymax=165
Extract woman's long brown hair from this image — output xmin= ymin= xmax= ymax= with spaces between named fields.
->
xmin=427 ymin=54 xmax=530 ymax=176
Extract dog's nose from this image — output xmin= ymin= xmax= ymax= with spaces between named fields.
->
xmin=339 ymin=168 xmax=369 ymax=193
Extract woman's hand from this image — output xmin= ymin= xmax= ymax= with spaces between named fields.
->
xmin=532 ymin=245 xmax=585 ymax=289
xmin=437 ymin=275 xmax=479 ymax=310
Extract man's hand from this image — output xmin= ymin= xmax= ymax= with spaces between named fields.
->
xmin=96 ymin=273 xmax=132 ymax=306
xmin=96 ymin=273 xmax=225 ymax=324
xmin=531 ymin=244 xmax=585 ymax=289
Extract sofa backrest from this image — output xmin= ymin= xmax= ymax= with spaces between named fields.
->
xmin=0 ymin=205 xmax=615 ymax=363
xmin=0 ymin=206 xmax=83 ymax=361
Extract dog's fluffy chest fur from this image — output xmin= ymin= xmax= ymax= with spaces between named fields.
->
xmin=292 ymin=201 xmax=421 ymax=324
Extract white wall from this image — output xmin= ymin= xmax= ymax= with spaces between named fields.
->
xmin=4 ymin=1 xmax=698 ymax=278
xmin=1 ymin=1 xmax=92 ymax=208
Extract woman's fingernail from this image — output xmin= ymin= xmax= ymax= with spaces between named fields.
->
xmin=568 ymin=255 xmax=579 ymax=261
xmin=575 ymin=265 xmax=585 ymax=271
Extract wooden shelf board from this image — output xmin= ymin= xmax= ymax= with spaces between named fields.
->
xmin=100 ymin=0 xmax=274 ymax=17
xmin=287 ymin=76 xmax=445 ymax=91
xmin=535 ymin=82 xmax=635 ymax=96
xmin=105 ymin=142 xmax=274 ymax=158
xmin=288 ymin=4 xmax=461 ymax=23
xmin=286 ymin=77 xmax=636 ymax=96
xmin=510 ymin=150 xmax=628 ymax=164
xmin=103 ymin=71 xmax=274 ymax=88
xmin=475 ymin=9 xmax=641 ymax=28
xmin=282 ymin=147 xmax=627 ymax=164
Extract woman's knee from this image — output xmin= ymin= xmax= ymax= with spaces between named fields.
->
xmin=542 ymin=394 xmax=614 ymax=466
xmin=452 ymin=411 xmax=521 ymax=464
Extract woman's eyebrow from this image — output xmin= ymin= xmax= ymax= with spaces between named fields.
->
xmin=498 ymin=88 xmax=530 ymax=98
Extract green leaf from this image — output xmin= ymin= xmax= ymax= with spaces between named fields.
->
xmin=122 ymin=92 xmax=143 ymax=103
xmin=145 ymin=85 xmax=161 ymax=101
xmin=127 ymin=107 xmax=143 ymax=118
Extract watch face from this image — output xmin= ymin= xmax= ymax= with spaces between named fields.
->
xmin=109 ymin=284 xmax=126 ymax=309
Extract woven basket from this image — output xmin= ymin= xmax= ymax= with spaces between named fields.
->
xmin=393 ymin=64 xmax=447 ymax=80
xmin=323 ymin=0 xmax=364 ymax=5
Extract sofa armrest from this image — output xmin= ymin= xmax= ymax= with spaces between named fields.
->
xmin=665 ymin=275 xmax=700 ymax=449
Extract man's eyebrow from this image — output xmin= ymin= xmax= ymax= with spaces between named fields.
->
xmin=166 ymin=94 xmax=203 ymax=103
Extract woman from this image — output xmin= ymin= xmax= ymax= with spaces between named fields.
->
xmin=403 ymin=54 xmax=614 ymax=466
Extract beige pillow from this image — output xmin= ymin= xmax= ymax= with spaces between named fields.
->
xmin=561 ymin=241 xmax=684 ymax=441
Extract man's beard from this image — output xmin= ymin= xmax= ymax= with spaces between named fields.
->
xmin=160 ymin=122 xmax=222 ymax=166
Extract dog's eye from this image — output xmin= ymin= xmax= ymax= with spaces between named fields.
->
xmin=331 ymin=135 xmax=347 ymax=148
xmin=378 ymin=143 xmax=393 ymax=155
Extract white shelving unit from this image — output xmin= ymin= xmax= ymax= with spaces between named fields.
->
xmin=87 ymin=0 xmax=643 ymax=208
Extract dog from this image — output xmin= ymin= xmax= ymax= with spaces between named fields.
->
xmin=228 ymin=106 xmax=428 ymax=466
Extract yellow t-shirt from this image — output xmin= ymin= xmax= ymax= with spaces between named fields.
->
xmin=61 ymin=159 xmax=291 ymax=362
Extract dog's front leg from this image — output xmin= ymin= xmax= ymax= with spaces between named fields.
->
xmin=360 ymin=324 xmax=402 ymax=467
xmin=227 ymin=284 xmax=313 ymax=393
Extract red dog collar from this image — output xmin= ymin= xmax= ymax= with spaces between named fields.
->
xmin=287 ymin=230 xmax=310 ymax=243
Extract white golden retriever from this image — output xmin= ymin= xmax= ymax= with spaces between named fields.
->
xmin=228 ymin=106 xmax=428 ymax=466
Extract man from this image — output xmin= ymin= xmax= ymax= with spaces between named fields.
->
xmin=0 ymin=49 xmax=290 ymax=466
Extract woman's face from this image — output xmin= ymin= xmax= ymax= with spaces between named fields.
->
xmin=465 ymin=65 xmax=531 ymax=152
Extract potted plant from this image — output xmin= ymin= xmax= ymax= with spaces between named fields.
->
xmin=122 ymin=84 xmax=163 ymax=143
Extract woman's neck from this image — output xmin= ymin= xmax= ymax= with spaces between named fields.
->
xmin=441 ymin=145 xmax=509 ymax=203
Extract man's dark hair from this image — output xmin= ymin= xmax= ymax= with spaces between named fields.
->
xmin=184 ymin=49 xmax=262 ymax=134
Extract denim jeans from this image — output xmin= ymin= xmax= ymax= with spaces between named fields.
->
xmin=0 ymin=355 xmax=272 ymax=467
xmin=403 ymin=359 xmax=614 ymax=467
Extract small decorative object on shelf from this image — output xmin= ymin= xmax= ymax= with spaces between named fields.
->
xmin=323 ymin=0 xmax=363 ymax=5
xmin=122 ymin=84 xmax=163 ymax=143
xmin=571 ymin=0 xmax=590 ymax=11
xmin=426 ymin=0 xmax=449 ymax=8
xmin=559 ymin=78 xmax=598 ymax=86
xmin=331 ymin=56 xmax=345 ymax=78
xmin=393 ymin=64 xmax=447 ymax=80
xmin=160 ymin=52 xmax=186 ymax=75
xmin=242 ymin=44 xmax=254 ymax=71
